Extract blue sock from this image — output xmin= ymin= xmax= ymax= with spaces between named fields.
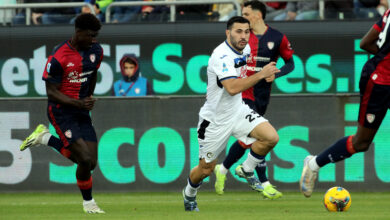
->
xmin=316 ymin=136 xmax=354 ymax=167
xmin=255 ymin=160 xmax=268 ymax=183
xmin=48 ymin=136 xmax=63 ymax=153
xmin=223 ymin=141 xmax=246 ymax=169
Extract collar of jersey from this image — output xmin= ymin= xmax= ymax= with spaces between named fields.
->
xmin=225 ymin=40 xmax=243 ymax=55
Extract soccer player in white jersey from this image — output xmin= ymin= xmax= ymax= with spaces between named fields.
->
xmin=182 ymin=16 xmax=281 ymax=212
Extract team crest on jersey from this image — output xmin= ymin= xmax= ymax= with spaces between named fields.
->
xmin=372 ymin=74 xmax=378 ymax=81
xmin=90 ymin=54 xmax=96 ymax=63
xmin=46 ymin=63 xmax=51 ymax=73
xmin=206 ymin=152 xmax=214 ymax=159
xmin=366 ymin=114 xmax=375 ymax=123
xmin=135 ymin=88 xmax=140 ymax=94
xmin=65 ymin=130 xmax=72 ymax=138
xmin=267 ymin=42 xmax=274 ymax=50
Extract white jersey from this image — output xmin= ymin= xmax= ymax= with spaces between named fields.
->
xmin=199 ymin=41 xmax=251 ymax=124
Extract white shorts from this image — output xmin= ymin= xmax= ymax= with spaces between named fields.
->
xmin=197 ymin=103 xmax=268 ymax=163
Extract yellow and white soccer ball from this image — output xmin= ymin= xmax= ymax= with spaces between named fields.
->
xmin=323 ymin=186 xmax=351 ymax=212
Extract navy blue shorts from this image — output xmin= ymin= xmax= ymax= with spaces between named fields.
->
xmin=47 ymin=104 xmax=97 ymax=147
xmin=358 ymin=75 xmax=390 ymax=129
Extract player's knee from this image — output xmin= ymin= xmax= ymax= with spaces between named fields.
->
xmin=90 ymin=158 xmax=97 ymax=170
xmin=265 ymin=133 xmax=279 ymax=148
xmin=353 ymin=141 xmax=371 ymax=152
xmin=78 ymin=155 xmax=93 ymax=168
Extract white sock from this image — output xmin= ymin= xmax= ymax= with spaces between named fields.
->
xmin=219 ymin=164 xmax=228 ymax=175
xmin=309 ymin=156 xmax=320 ymax=171
xmin=242 ymin=152 xmax=263 ymax=173
xmin=41 ymin=133 xmax=52 ymax=146
xmin=185 ymin=180 xmax=200 ymax=197
xmin=261 ymin=181 xmax=271 ymax=187
xmin=83 ymin=198 xmax=95 ymax=205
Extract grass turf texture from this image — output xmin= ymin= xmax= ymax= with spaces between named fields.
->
xmin=0 ymin=191 xmax=389 ymax=220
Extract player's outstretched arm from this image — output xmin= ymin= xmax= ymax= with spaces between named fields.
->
xmin=221 ymin=62 xmax=280 ymax=96
xmin=46 ymin=81 xmax=93 ymax=110
xmin=360 ymin=26 xmax=380 ymax=54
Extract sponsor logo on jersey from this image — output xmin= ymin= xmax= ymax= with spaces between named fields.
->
xmin=66 ymin=62 xmax=74 ymax=67
xmin=65 ymin=130 xmax=72 ymax=139
xmin=135 ymin=88 xmax=140 ymax=94
xmin=267 ymin=41 xmax=274 ymax=50
xmin=239 ymin=66 xmax=247 ymax=78
xmin=254 ymin=56 xmax=271 ymax=62
xmin=234 ymin=57 xmax=247 ymax=68
xmin=367 ymin=114 xmax=375 ymax=123
xmin=90 ymin=54 xmax=96 ymax=63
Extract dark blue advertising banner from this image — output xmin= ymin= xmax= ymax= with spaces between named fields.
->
xmin=0 ymin=20 xmax=377 ymax=97
xmin=1 ymin=96 xmax=389 ymax=192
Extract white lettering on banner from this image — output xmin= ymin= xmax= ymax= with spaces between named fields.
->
xmin=0 ymin=112 xmax=31 ymax=184
xmin=1 ymin=58 xmax=29 ymax=96
xmin=94 ymin=43 xmax=113 ymax=95
xmin=29 ymin=46 xmax=46 ymax=95
xmin=0 ymin=44 xmax=117 ymax=96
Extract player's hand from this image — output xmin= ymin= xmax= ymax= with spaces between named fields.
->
xmin=265 ymin=74 xmax=275 ymax=82
xmin=80 ymin=96 xmax=97 ymax=110
xmin=259 ymin=62 xmax=280 ymax=79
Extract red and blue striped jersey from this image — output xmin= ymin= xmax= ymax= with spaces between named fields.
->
xmin=242 ymin=26 xmax=293 ymax=103
xmin=42 ymin=40 xmax=103 ymax=102
xmin=364 ymin=9 xmax=390 ymax=85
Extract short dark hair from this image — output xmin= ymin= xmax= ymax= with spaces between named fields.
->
xmin=244 ymin=0 xmax=267 ymax=19
xmin=226 ymin=16 xmax=250 ymax=30
xmin=75 ymin=13 xmax=101 ymax=32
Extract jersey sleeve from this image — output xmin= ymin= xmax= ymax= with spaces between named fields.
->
xmin=374 ymin=9 xmax=390 ymax=32
xmin=42 ymin=56 xmax=63 ymax=84
xmin=279 ymin=35 xmax=294 ymax=60
xmin=212 ymin=54 xmax=237 ymax=81
xmin=96 ymin=45 xmax=104 ymax=70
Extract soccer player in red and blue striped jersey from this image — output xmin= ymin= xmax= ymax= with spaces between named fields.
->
xmin=300 ymin=9 xmax=390 ymax=198
xmin=20 ymin=13 xmax=105 ymax=213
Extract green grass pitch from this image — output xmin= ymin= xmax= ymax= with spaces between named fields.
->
xmin=0 ymin=191 xmax=389 ymax=220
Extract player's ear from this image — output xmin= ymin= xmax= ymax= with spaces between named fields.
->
xmin=225 ymin=29 xmax=230 ymax=38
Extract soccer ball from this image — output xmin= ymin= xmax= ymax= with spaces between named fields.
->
xmin=323 ymin=186 xmax=351 ymax=212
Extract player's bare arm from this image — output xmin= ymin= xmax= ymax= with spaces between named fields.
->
xmin=221 ymin=62 xmax=279 ymax=96
xmin=360 ymin=27 xmax=380 ymax=54
xmin=46 ymin=81 xmax=94 ymax=110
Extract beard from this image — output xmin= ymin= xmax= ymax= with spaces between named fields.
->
xmin=229 ymin=35 xmax=247 ymax=51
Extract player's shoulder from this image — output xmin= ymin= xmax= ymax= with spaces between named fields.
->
xmin=91 ymin=42 xmax=103 ymax=54
xmin=266 ymin=26 xmax=284 ymax=38
xmin=211 ymin=42 xmax=231 ymax=60
xmin=52 ymin=40 xmax=69 ymax=56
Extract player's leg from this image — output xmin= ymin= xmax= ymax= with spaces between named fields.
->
xmin=300 ymin=125 xmax=377 ymax=197
xmin=252 ymin=102 xmax=282 ymax=199
xmin=183 ymin=159 xmax=217 ymax=212
xmin=300 ymin=78 xmax=388 ymax=197
xmin=77 ymin=114 xmax=104 ymax=213
xmin=68 ymin=139 xmax=104 ymax=214
xmin=183 ymin=118 xmax=229 ymax=211
xmin=214 ymin=140 xmax=248 ymax=195
xmin=232 ymin=107 xmax=278 ymax=192
xmin=237 ymin=122 xmax=278 ymax=184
